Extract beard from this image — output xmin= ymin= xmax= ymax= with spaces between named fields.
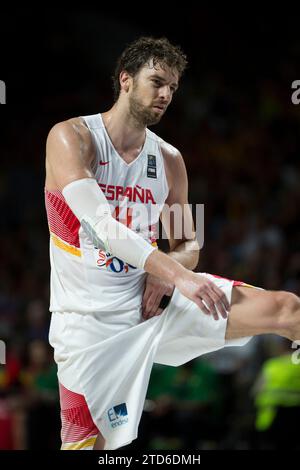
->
xmin=129 ymin=89 xmax=163 ymax=127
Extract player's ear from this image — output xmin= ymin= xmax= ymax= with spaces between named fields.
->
xmin=119 ymin=71 xmax=132 ymax=93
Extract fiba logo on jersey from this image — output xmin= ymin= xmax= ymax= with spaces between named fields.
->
xmin=0 ymin=81 xmax=6 ymax=104
xmin=291 ymin=80 xmax=300 ymax=105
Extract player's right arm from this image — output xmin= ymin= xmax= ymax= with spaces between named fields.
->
xmin=46 ymin=120 xmax=229 ymax=319
xmin=45 ymin=118 xmax=95 ymax=191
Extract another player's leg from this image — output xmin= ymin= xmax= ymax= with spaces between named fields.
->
xmin=226 ymin=286 xmax=300 ymax=341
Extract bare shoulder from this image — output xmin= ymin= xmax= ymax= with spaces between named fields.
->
xmin=158 ymin=138 xmax=187 ymax=192
xmin=46 ymin=117 xmax=93 ymax=155
xmin=45 ymin=117 xmax=95 ymax=190
xmin=159 ymin=138 xmax=182 ymax=160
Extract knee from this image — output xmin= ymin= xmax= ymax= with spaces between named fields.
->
xmin=275 ymin=291 xmax=300 ymax=338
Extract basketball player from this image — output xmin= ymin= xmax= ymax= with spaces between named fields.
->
xmin=45 ymin=37 xmax=300 ymax=450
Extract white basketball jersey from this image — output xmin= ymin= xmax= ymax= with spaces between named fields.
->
xmin=45 ymin=113 xmax=169 ymax=313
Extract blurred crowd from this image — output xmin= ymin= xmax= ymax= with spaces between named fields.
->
xmin=1 ymin=9 xmax=300 ymax=449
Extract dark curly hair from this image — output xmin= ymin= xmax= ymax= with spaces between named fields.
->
xmin=112 ymin=36 xmax=188 ymax=100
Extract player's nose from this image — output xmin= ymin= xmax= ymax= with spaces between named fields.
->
xmin=158 ymin=85 xmax=171 ymax=102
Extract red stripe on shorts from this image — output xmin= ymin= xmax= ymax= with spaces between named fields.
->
xmin=59 ymin=382 xmax=99 ymax=444
xmin=209 ymin=273 xmax=246 ymax=287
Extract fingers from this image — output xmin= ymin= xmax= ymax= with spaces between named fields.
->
xmin=142 ymin=276 xmax=174 ymax=320
xmin=151 ymin=307 xmax=164 ymax=318
xmin=196 ymin=283 xmax=230 ymax=321
xmin=208 ymin=286 xmax=229 ymax=319
xmin=211 ymin=284 xmax=230 ymax=311
xmin=200 ymin=292 xmax=219 ymax=320
xmin=142 ymin=283 xmax=152 ymax=310
xmin=143 ymin=306 xmax=164 ymax=320
xmin=194 ymin=297 xmax=211 ymax=316
xmin=142 ymin=294 xmax=164 ymax=320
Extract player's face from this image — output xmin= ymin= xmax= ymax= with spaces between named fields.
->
xmin=128 ymin=61 xmax=179 ymax=126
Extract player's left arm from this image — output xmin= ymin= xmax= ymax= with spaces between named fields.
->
xmin=142 ymin=143 xmax=200 ymax=319
xmin=160 ymin=144 xmax=200 ymax=269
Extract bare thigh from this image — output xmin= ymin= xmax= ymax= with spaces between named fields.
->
xmin=226 ymin=286 xmax=281 ymax=340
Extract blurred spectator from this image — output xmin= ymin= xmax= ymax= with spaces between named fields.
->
xmin=19 ymin=340 xmax=60 ymax=449
xmin=252 ymin=338 xmax=300 ymax=450
xmin=143 ymin=359 xmax=223 ymax=449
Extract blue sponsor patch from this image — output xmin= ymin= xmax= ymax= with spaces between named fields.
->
xmin=107 ymin=403 xmax=128 ymax=428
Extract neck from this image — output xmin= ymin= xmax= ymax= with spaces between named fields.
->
xmin=101 ymin=102 xmax=146 ymax=155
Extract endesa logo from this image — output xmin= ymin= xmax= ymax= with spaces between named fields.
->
xmin=107 ymin=403 xmax=128 ymax=429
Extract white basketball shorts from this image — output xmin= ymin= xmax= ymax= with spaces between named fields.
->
xmin=49 ymin=273 xmax=253 ymax=450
